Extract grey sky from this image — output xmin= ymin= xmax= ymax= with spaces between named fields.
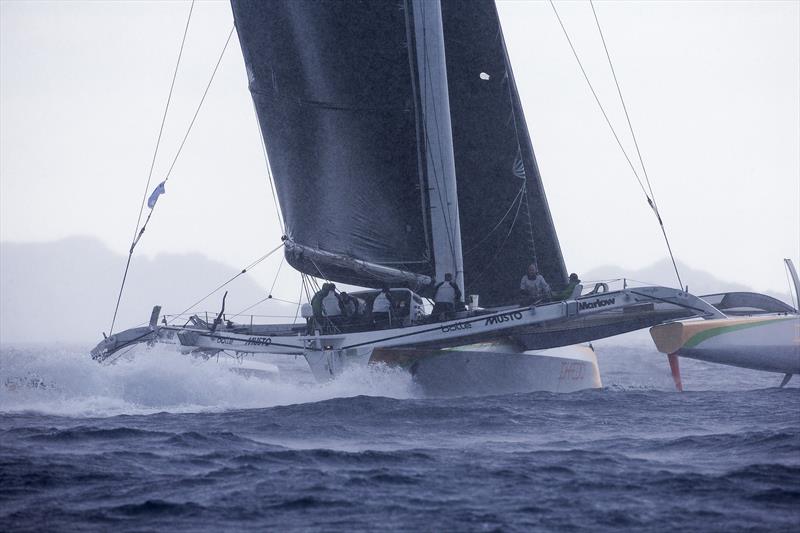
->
xmin=1 ymin=0 xmax=798 ymax=297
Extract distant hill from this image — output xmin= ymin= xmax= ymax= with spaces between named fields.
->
xmin=583 ymin=258 xmax=793 ymax=303
xmin=0 ymin=237 xmax=294 ymax=343
xmin=2 ymin=239 xmax=795 ymax=344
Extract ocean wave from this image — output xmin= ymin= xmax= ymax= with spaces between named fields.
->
xmin=0 ymin=345 xmax=419 ymax=417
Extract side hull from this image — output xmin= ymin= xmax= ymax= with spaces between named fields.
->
xmin=651 ymin=316 xmax=800 ymax=374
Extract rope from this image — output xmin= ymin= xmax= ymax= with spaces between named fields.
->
xmin=268 ymin=254 xmax=285 ymax=297
xmin=467 ymin=183 xmax=526 ymax=287
xmin=590 ymin=0 xmax=655 ymax=202
xmin=589 ymin=0 xmax=682 ymax=289
xmin=463 ymin=182 xmax=525 ymax=257
xmin=109 ymin=1 xmax=195 ymax=335
xmin=550 ymin=0 xmax=683 ymax=289
xmin=167 ymin=242 xmax=284 ymax=324
xmin=126 ymin=25 xmax=235 ymax=256
xmin=496 ymin=14 xmax=538 ymax=264
xmin=228 ymin=255 xmax=285 ymax=319
xmin=293 ymin=282 xmax=304 ymax=325
xmin=250 ymin=100 xmax=285 ymax=233
xmin=548 ymin=1 xmax=646 ymax=197
xmin=160 ymin=25 xmax=235 ymax=187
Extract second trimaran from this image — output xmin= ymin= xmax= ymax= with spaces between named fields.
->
xmin=92 ymin=0 xmax=736 ymax=392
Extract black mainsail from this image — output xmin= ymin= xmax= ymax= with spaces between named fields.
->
xmin=231 ymin=0 xmax=435 ymax=290
xmin=232 ymin=0 xmax=566 ymax=304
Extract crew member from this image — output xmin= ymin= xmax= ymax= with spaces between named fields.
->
xmin=432 ymin=273 xmax=462 ymax=321
xmin=371 ymin=284 xmax=394 ymax=328
xmin=340 ymin=292 xmax=358 ymax=318
xmin=520 ymin=263 xmax=551 ymax=305
xmin=321 ymin=283 xmax=344 ymax=328
xmin=555 ymin=273 xmax=582 ymax=300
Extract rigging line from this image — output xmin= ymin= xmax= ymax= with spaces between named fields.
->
xmin=301 ymin=274 xmax=312 ymax=306
xmin=307 ymin=255 xmax=332 ymax=284
xmin=228 ymin=255 xmax=285 ymax=319
xmin=590 ymin=0 xmax=656 ymax=204
xmin=132 ymin=0 xmax=195 ymax=244
xmin=293 ymin=282 xmax=303 ymax=325
xmin=547 ymin=1 xmax=649 ymax=201
xmin=463 ymin=183 xmax=525 ymax=256
xmin=468 ymin=185 xmax=526 ymax=287
xmin=109 ymin=1 xmax=195 ymax=336
xmin=268 ymin=254 xmax=285 ymax=296
xmin=227 ymin=296 xmax=270 ymax=320
xmin=249 ymin=99 xmax=285 ymax=233
xmin=270 ymin=296 xmax=300 ymax=305
xmin=520 ymin=183 xmax=538 ymax=266
xmin=160 ymin=25 xmax=235 ymax=186
xmin=589 ymin=0 xmax=683 ymax=289
xmin=494 ymin=9 xmax=538 ymax=262
xmin=167 ymin=242 xmax=284 ymax=324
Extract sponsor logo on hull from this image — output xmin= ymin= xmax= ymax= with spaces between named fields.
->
xmin=484 ymin=311 xmax=524 ymax=327
xmin=441 ymin=322 xmax=472 ymax=333
xmin=578 ymin=297 xmax=616 ymax=311
xmin=245 ymin=336 xmax=272 ymax=346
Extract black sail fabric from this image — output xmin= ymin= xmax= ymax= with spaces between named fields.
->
xmin=231 ymin=0 xmax=433 ymax=287
xmin=441 ymin=0 xmax=567 ymax=306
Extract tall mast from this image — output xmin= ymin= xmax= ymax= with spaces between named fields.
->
xmin=411 ymin=0 xmax=464 ymax=295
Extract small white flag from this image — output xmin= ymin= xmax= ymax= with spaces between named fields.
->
xmin=147 ymin=181 xmax=166 ymax=209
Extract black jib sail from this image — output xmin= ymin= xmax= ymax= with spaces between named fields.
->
xmin=441 ymin=0 xmax=567 ymax=306
xmin=232 ymin=0 xmax=566 ymax=304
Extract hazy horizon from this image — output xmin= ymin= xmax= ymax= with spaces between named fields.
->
xmin=2 ymin=234 xmax=795 ymax=344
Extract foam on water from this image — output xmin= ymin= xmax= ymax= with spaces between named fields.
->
xmin=0 ymin=345 xmax=419 ymax=417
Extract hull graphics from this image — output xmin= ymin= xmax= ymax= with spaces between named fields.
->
xmin=651 ymin=316 xmax=800 ymax=373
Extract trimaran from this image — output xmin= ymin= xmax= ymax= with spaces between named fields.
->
xmin=91 ymin=0 xmax=793 ymax=393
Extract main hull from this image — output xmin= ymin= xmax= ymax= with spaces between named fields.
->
xmin=367 ymin=341 xmax=600 ymax=395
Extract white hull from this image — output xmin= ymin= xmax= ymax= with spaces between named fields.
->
xmin=651 ymin=315 xmax=800 ymax=374
xmin=93 ymin=286 xmax=717 ymax=392
xmin=368 ymin=341 xmax=601 ymax=395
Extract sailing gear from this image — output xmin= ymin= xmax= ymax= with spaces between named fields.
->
xmin=311 ymin=283 xmax=334 ymax=318
xmin=555 ymin=274 xmax=582 ymax=300
xmin=432 ymin=280 xmax=462 ymax=321
xmin=520 ymin=273 xmax=551 ymax=304
xmin=372 ymin=291 xmax=392 ymax=313
xmin=434 ymin=280 xmax=462 ymax=305
xmin=322 ymin=290 xmax=343 ymax=317
xmin=340 ymin=292 xmax=358 ymax=317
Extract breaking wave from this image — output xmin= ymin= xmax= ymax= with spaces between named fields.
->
xmin=0 ymin=345 xmax=419 ymax=417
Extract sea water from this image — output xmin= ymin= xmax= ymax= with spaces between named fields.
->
xmin=1 ymin=337 xmax=798 ymax=532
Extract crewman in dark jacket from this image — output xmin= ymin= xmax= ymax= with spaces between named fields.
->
xmin=432 ymin=273 xmax=461 ymax=321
